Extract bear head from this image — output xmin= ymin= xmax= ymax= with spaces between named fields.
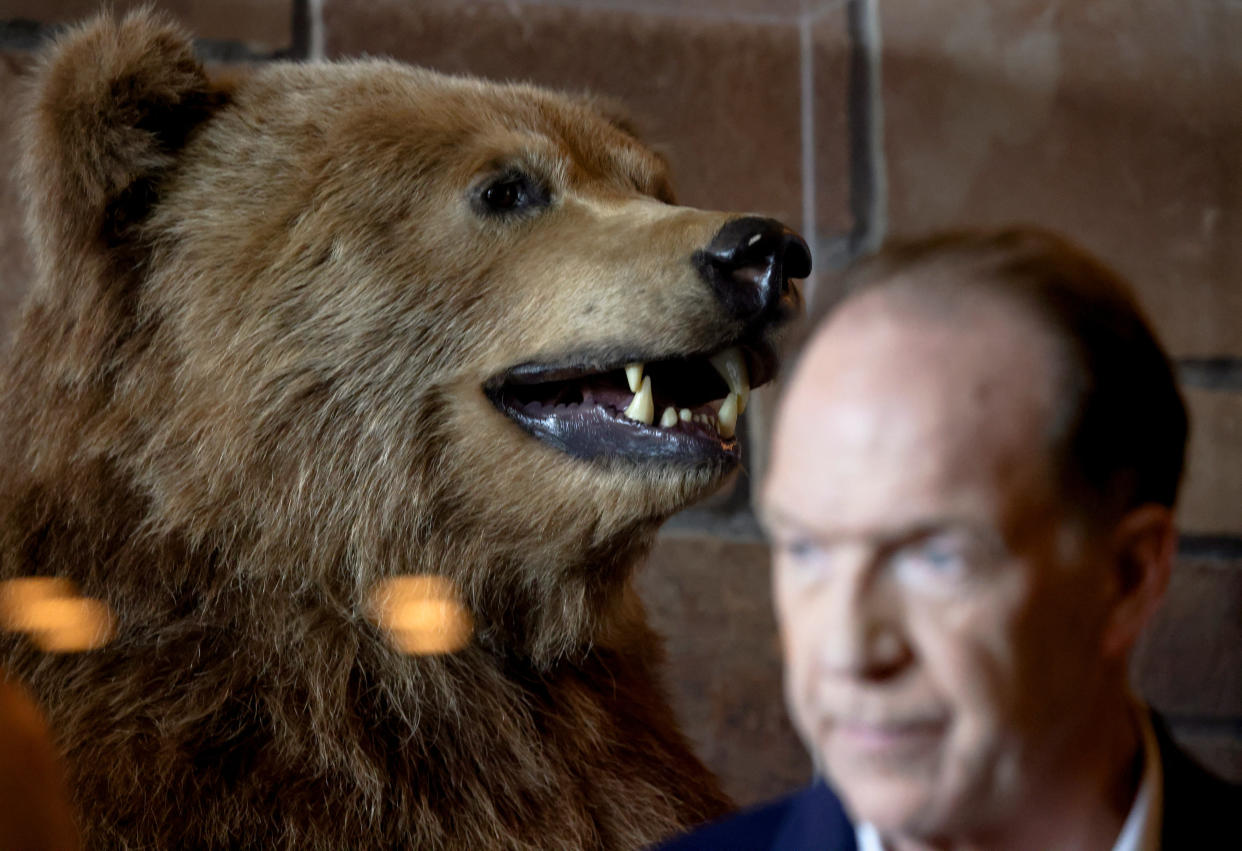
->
xmin=6 ymin=10 xmax=808 ymax=663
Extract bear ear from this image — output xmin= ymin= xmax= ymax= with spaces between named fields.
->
xmin=21 ymin=8 xmax=226 ymax=251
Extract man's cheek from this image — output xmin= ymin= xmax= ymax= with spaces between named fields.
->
xmin=784 ymin=641 xmax=820 ymax=734
xmin=917 ymin=591 xmax=1022 ymax=686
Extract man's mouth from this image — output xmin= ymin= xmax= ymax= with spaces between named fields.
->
xmin=827 ymin=716 xmax=949 ymax=758
xmin=485 ymin=343 xmax=779 ymax=464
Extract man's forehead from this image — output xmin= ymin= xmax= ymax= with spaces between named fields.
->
xmin=793 ymin=289 xmax=1060 ymax=422
xmin=764 ymin=289 xmax=1062 ymax=533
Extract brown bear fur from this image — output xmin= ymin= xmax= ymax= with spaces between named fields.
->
xmin=0 ymin=10 xmax=797 ymax=850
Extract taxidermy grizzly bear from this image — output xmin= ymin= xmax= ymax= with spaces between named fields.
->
xmin=0 ymin=9 xmax=809 ymax=850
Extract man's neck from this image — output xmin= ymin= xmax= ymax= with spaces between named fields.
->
xmin=882 ymin=694 xmax=1145 ymax=851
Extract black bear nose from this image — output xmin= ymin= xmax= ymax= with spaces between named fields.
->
xmin=694 ymin=216 xmax=812 ymax=323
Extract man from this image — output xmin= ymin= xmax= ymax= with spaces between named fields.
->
xmin=662 ymin=228 xmax=1240 ymax=849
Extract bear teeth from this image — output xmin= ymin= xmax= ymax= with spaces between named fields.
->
xmin=618 ymin=352 xmax=745 ymax=437
xmin=709 ymin=347 xmax=751 ymax=414
xmin=625 ymin=362 xmax=644 ymax=393
xmin=716 ymin=393 xmax=739 ymax=438
xmin=623 ymin=375 xmax=654 ymax=425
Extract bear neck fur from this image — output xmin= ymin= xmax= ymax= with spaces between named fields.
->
xmin=0 ymin=386 xmax=731 ymax=848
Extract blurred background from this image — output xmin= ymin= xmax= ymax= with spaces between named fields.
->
xmin=0 ymin=0 xmax=1238 ymax=806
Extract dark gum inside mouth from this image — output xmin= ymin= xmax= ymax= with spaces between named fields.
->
xmin=484 ymin=343 xmax=779 ymax=461
xmin=501 ymin=358 xmax=728 ymax=414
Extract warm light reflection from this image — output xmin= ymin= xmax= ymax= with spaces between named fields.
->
xmin=368 ymin=575 xmax=473 ymax=655
xmin=0 ymin=578 xmax=115 ymax=652
xmin=0 ymin=577 xmax=77 ymax=631
xmin=28 ymin=598 xmax=114 ymax=653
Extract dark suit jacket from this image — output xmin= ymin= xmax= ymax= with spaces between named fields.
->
xmin=656 ymin=779 xmax=856 ymax=851
xmin=1152 ymin=715 xmax=1242 ymax=847
xmin=657 ymin=713 xmax=1240 ymax=850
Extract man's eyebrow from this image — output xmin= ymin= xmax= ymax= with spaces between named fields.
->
xmin=759 ymin=505 xmax=990 ymax=547
xmin=872 ymin=521 xmax=974 ymax=551
xmin=756 ymin=502 xmax=805 ymax=537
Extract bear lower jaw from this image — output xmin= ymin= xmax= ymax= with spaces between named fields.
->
xmin=485 ymin=343 xmax=777 ymax=465
xmin=494 ymin=393 xmax=741 ymax=466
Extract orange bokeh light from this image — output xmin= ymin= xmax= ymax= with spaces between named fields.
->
xmin=368 ymin=575 xmax=473 ymax=655
xmin=0 ymin=577 xmax=78 ymax=632
xmin=0 ymin=578 xmax=114 ymax=653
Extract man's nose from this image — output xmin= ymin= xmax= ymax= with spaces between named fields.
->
xmin=815 ymin=568 xmax=910 ymax=680
xmin=694 ymin=216 xmax=811 ymax=325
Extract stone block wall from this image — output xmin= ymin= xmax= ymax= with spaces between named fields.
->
xmin=0 ymin=0 xmax=1238 ymax=808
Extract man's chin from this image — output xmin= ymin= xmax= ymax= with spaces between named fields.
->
xmin=834 ymin=771 xmax=944 ymax=836
xmin=823 ymin=738 xmax=962 ymax=838
xmin=834 ymin=764 xmax=1012 ymax=849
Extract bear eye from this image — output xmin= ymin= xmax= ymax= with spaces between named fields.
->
xmin=483 ymin=177 xmax=525 ymax=211
xmin=476 ymin=171 xmax=548 ymax=216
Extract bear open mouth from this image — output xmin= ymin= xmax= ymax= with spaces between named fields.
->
xmin=485 ymin=343 xmax=778 ymax=464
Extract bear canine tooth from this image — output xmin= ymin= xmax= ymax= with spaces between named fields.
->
xmin=716 ymin=392 xmax=739 ymax=439
xmin=659 ymin=407 xmax=678 ymax=428
xmin=709 ymin=347 xmax=750 ymax=414
xmin=623 ymin=375 xmax=654 ymax=425
xmin=625 ymin=363 xmax=644 ymax=394
xmin=678 ymin=408 xmax=692 ymax=422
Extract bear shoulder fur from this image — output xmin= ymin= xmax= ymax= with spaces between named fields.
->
xmin=0 ymin=9 xmax=803 ymax=850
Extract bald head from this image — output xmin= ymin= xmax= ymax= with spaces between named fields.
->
xmin=766 ymin=286 xmax=1066 ymax=566
xmin=802 ymin=227 xmax=1188 ymax=524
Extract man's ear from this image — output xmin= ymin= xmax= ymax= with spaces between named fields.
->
xmin=1100 ymin=504 xmax=1177 ymax=659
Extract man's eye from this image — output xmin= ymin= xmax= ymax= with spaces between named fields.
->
xmin=922 ymin=545 xmax=962 ymax=571
xmin=783 ymin=538 xmax=820 ymax=561
xmin=774 ymin=538 xmax=832 ymax=588
xmin=894 ymin=540 xmax=969 ymax=585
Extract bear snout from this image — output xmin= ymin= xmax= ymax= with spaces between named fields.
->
xmin=693 ymin=216 xmax=812 ymax=326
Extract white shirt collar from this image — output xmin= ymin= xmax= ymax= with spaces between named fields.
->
xmin=854 ymin=708 xmax=1163 ymax=851
xmin=1114 ymin=707 xmax=1162 ymax=851
xmin=854 ymin=821 xmax=885 ymax=851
